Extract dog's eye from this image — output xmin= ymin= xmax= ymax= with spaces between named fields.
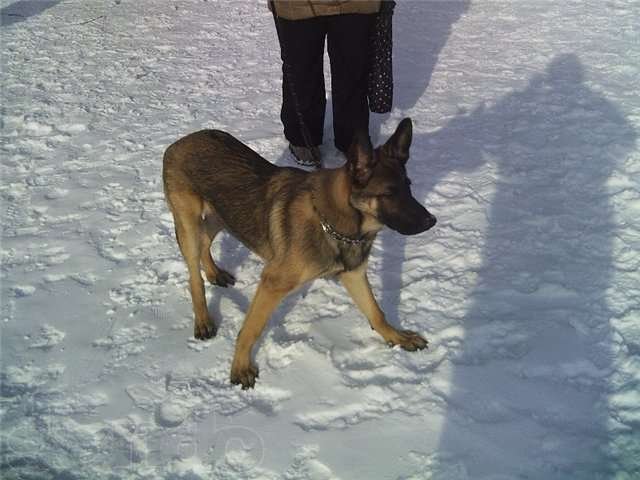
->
xmin=381 ymin=187 xmax=398 ymax=197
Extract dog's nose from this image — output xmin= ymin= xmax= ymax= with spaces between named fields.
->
xmin=424 ymin=213 xmax=437 ymax=230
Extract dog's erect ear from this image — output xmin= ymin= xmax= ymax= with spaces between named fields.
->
xmin=384 ymin=117 xmax=413 ymax=162
xmin=347 ymin=129 xmax=375 ymax=187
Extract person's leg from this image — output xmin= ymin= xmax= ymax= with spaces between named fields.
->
xmin=274 ymin=16 xmax=327 ymax=148
xmin=327 ymin=14 xmax=375 ymax=153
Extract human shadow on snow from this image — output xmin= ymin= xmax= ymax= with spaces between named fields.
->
xmin=418 ymin=55 xmax=637 ymax=477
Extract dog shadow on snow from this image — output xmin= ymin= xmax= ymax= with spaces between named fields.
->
xmin=405 ymin=55 xmax=636 ymax=476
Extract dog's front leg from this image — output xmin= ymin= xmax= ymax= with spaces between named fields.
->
xmin=230 ymin=268 xmax=295 ymax=389
xmin=340 ymin=266 xmax=428 ymax=351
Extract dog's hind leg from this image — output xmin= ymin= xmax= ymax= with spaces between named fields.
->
xmin=170 ymin=192 xmax=216 ymax=340
xmin=200 ymin=207 xmax=236 ymax=288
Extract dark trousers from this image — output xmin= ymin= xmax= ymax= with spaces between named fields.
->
xmin=274 ymin=14 xmax=374 ymax=153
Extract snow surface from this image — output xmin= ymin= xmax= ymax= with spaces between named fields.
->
xmin=1 ymin=0 xmax=639 ymax=479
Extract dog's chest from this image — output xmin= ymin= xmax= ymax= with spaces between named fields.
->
xmin=332 ymin=238 xmax=375 ymax=273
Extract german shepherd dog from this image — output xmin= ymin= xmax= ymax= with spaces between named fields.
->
xmin=163 ymin=118 xmax=436 ymax=388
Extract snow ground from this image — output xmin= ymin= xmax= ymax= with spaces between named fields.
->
xmin=1 ymin=0 xmax=639 ymax=478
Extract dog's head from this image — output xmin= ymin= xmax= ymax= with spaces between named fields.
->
xmin=347 ymin=118 xmax=437 ymax=235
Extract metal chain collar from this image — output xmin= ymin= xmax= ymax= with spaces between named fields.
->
xmin=310 ymin=191 xmax=367 ymax=245
xmin=319 ymin=216 xmax=367 ymax=245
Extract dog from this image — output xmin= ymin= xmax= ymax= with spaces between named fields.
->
xmin=163 ymin=118 xmax=436 ymax=388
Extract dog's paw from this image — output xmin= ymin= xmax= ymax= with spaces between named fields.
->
xmin=230 ymin=363 xmax=259 ymax=389
xmin=211 ymin=269 xmax=236 ymax=288
xmin=194 ymin=320 xmax=216 ymax=340
xmin=389 ymin=330 xmax=428 ymax=351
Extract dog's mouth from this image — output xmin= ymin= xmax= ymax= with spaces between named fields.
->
xmin=385 ymin=213 xmax=437 ymax=235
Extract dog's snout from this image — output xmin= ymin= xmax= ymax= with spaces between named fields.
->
xmin=425 ymin=213 xmax=437 ymax=230
xmin=378 ymin=193 xmax=436 ymax=236
xmin=385 ymin=210 xmax=436 ymax=235
xmin=414 ymin=212 xmax=436 ymax=234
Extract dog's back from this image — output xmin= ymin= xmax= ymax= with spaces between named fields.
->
xmin=163 ymin=130 xmax=307 ymax=257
